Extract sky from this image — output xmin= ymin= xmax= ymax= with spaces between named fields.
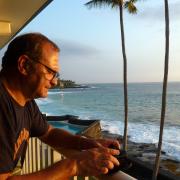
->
xmin=0 ymin=0 xmax=180 ymax=84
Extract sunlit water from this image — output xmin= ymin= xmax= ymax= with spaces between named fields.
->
xmin=36 ymin=83 xmax=180 ymax=161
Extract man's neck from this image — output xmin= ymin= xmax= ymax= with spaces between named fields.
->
xmin=1 ymin=75 xmax=28 ymax=106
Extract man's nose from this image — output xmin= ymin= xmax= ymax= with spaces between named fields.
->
xmin=50 ymin=78 xmax=58 ymax=87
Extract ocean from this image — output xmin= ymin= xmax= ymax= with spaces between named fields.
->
xmin=35 ymin=82 xmax=180 ymax=161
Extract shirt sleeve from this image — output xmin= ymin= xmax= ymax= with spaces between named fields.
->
xmin=29 ymin=100 xmax=49 ymax=137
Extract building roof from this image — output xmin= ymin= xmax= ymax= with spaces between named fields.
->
xmin=0 ymin=0 xmax=53 ymax=49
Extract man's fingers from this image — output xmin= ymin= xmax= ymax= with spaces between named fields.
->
xmin=112 ymin=140 xmax=121 ymax=149
xmin=96 ymin=146 xmax=120 ymax=155
xmin=102 ymin=160 xmax=114 ymax=169
xmin=111 ymin=155 xmax=120 ymax=166
xmin=100 ymin=167 xmax=109 ymax=174
xmin=100 ymin=154 xmax=120 ymax=167
xmin=76 ymin=147 xmax=120 ymax=176
xmin=108 ymin=148 xmax=120 ymax=156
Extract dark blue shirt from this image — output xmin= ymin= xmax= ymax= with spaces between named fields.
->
xmin=0 ymin=80 xmax=49 ymax=173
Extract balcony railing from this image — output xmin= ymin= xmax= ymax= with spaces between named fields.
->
xmin=16 ymin=137 xmax=136 ymax=180
xmin=19 ymin=137 xmax=92 ymax=180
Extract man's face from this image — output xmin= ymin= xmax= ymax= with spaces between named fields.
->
xmin=29 ymin=43 xmax=60 ymax=99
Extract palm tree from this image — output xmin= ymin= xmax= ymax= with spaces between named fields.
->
xmin=85 ymin=0 xmax=137 ymax=151
xmin=152 ymin=0 xmax=170 ymax=179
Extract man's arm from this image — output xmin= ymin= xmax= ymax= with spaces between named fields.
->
xmin=0 ymin=173 xmax=10 ymax=180
xmin=0 ymin=126 xmax=120 ymax=179
xmin=39 ymin=125 xmax=83 ymax=150
xmin=0 ymin=159 xmax=76 ymax=180
xmin=0 ymin=146 xmax=120 ymax=180
xmin=39 ymin=125 xmax=120 ymax=152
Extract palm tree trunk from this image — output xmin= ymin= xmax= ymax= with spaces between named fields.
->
xmin=119 ymin=4 xmax=128 ymax=151
xmin=152 ymin=0 xmax=169 ymax=179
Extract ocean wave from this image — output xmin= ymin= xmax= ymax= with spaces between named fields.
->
xmin=89 ymin=86 xmax=98 ymax=89
xmin=163 ymin=142 xmax=180 ymax=161
xmin=48 ymin=91 xmax=82 ymax=95
xmin=100 ymin=120 xmax=180 ymax=161
xmin=35 ymin=98 xmax=53 ymax=105
xmin=41 ymin=112 xmax=52 ymax=116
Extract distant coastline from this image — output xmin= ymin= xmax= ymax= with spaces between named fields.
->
xmin=51 ymin=79 xmax=89 ymax=89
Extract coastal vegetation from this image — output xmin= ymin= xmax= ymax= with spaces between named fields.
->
xmin=51 ymin=79 xmax=75 ymax=88
xmin=51 ymin=79 xmax=87 ymax=89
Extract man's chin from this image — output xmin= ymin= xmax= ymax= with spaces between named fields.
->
xmin=35 ymin=92 xmax=48 ymax=99
xmin=42 ymin=89 xmax=49 ymax=97
xmin=42 ymin=92 xmax=48 ymax=98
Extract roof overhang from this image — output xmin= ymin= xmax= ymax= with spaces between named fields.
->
xmin=0 ymin=0 xmax=53 ymax=49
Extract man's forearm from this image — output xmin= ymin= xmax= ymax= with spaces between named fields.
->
xmin=8 ymin=159 xmax=77 ymax=180
xmin=40 ymin=126 xmax=100 ymax=154
xmin=40 ymin=127 xmax=82 ymax=150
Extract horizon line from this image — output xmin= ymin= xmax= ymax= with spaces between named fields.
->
xmin=78 ymin=81 xmax=180 ymax=84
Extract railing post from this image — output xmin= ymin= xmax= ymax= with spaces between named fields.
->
xmin=20 ymin=137 xmax=92 ymax=179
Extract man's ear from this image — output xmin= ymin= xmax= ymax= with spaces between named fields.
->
xmin=17 ymin=55 xmax=31 ymax=75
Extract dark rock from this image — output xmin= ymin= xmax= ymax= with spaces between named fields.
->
xmin=102 ymin=131 xmax=180 ymax=179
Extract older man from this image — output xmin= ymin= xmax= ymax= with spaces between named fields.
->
xmin=0 ymin=33 xmax=120 ymax=180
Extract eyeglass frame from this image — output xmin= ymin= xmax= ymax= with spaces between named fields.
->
xmin=27 ymin=57 xmax=60 ymax=81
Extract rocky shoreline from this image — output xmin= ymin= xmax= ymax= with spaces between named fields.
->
xmin=102 ymin=130 xmax=180 ymax=179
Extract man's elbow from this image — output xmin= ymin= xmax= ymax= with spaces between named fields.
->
xmin=0 ymin=173 xmax=12 ymax=180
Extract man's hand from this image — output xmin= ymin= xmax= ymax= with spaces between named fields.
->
xmin=95 ymin=138 xmax=121 ymax=149
xmin=71 ymin=146 xmax=120 ymax=176
xmin=79 ymin=137 xmax=121 ymax=150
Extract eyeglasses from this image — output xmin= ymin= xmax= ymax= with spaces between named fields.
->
xmin=29 ymin=58 xmax=60 ymax=81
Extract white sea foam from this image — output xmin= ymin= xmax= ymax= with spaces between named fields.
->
xmin=48 ymin=91 xmax=75 ymax=95
xmin=48 ymin=91 xmax=63 ymax=95
xmin=101 ymin=120 xmax=124 ymax=135
xmin=101 ymin=120 xmax=180 ymax=161
xmin=163 ymin=142 xmax=180 ymax=161
xmin=35 ymin=98 xmax=53 ymax=105
xmin=41 ymin=112 xmax=52 ymax=116
xmin=89 ymin=86 xmax=98 ymax=89
xmin=48 ymin=89 xmax=87 ymax=95
xmin=128 ymin=123 xmax=159 ymax=144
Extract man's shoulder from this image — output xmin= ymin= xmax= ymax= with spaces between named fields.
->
xmin=26 ymin=99 xmax=40 ymax=114
xmin=0 ymin=79 xmax=7 ymax=99
xmin=27 ymin=99 xmax=37 ymax=108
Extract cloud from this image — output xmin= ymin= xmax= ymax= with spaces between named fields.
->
xmin=0 ymin=39 xmax=100 ymax=66
xmin=0 ymin=48 xmax=6 ymax=67
xmin=53 ymin=38 xmax=100 ymax=59
xmin=136 ymin=0 xmax=180 ymax=22
xmin=170 ymin=1 xmax=180 ymax=20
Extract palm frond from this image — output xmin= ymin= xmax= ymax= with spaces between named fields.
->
xmin=85 ymin=0 xmax=122 ymax=9
xmin=124 ymin=0 xmax=137 ymax=14
xmin=130 ymin=0 xmax=138 ymax=3
xmin=85 ymin=0 xmax=138 ymax=13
